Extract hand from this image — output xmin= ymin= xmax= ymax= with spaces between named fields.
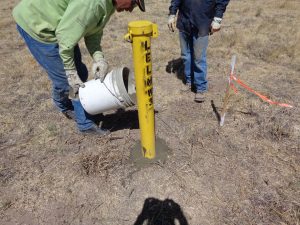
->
xmin=168 ymin=15 xmax=176 ymax=32
xmin=92 ymin=57 xmax=108 ymax=82
xmin=66 ymin=70 xmax=85 ymax=99
xmin=211 ymin=17 xmax=222 ymax=34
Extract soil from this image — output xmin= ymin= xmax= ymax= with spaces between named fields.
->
xmin=1 ymin=0 xmax=299 ymax=225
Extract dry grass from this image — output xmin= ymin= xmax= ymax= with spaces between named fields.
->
xmin=1 ymin=0 xmax=300 ymax=224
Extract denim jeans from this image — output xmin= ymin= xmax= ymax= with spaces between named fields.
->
xmin=17 ymin=25 xmax=95 ymax=131
xmin=179 ymin=31 xmax=209 ymax=93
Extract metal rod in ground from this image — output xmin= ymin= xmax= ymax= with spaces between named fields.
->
xmin=220 ymin=55 xmax=236 ymax=126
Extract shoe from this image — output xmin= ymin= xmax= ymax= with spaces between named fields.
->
xmin=62 ymin=110 xmax=76 ymax=120
xmin=194 ymin=92 xmax=206 ymax=102
xmin=80 ymin=125 xmax=110 ymax=136
xmin=181 ymin=83 xmax=191 ymax=92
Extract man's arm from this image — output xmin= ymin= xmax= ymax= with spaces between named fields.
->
xmin=85 ymin=30 xmax=109 ymax=82
xmin=168 ymin=0 xmax=181 ymax=32
xmin=55 ymin=2 xmax=97 ymax=70
xmin=84 ymin=0 xmax=115 ymax=63
xmin=210 ymin=0 xmax=230 ymax=33
xmin=84 ymin=3 xmax=107 ymax=63
xmin=84 ymin=31 xmax=103 ymax=62
xmin=169 ymin=0 xmax=181 ymax=15
xmin=215 ymin=0 xmax=230 ymax=18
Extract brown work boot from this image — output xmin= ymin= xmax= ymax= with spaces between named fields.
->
xmin=181 ymin=83 xmax=191 ymax=92
xmin=194 ymin=92 xmax=206 ymax=102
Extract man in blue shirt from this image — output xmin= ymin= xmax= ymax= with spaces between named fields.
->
xmin=168 ymin=0 xmax=230 ymax=102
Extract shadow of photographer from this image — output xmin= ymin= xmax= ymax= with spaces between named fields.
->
xmin=134 ymin=198 xmax=189 ymax=225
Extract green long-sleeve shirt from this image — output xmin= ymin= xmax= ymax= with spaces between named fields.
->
xmin=13 ymin=0 xmax=115 ymax=70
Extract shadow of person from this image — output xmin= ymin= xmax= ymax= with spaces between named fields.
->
xmin=166 ymin=58 xmax=185 ymax=83
xmin=134 ymin=198 xmax=189 ymax=225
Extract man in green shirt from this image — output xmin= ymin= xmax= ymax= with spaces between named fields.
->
xmin=12 ymin=0 xmax=145 ymax=134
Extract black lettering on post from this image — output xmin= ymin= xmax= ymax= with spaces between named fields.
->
xmin=147 ymin=88 xmax=153 ymax=97
xmin=149 ymin=97 xmax=153 ymax=105
xmin=146 ymin=52 xmax=151 ymax=63
xmin=143 ymin=40 xmax=154 ymax=109
xmin=146 ymin=97 xmax=153 ymax=109
xmin=146 ymin=77 xmax=152 ymax=86
xmin=146 ymin=65 xmax=152 ymax=75
xmin=144 ymin=41 xmax=150 ymax=51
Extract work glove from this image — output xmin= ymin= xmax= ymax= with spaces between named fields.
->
xmin=66 ymin=70 xmax=85 ymax=99
xmin=92 ymin=57 xmax=108 ymax=82
xmin=168 ymin=14 xmax=176 ymax=32
xmin=210 ymin=17 xmax=222 ymax=34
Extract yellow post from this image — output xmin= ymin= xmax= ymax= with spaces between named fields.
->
xmin=124 ymin=21 xmax=158 ymax=159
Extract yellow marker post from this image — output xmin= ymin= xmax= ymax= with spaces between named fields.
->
xmin=124 ymin=21 xmax=158 ymax=159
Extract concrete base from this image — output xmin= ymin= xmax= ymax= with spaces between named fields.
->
xmin=130 ymin=137 xmax=171 ymax=168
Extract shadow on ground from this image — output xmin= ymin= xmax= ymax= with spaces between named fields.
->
xmin=211 ymin=100 xmax=221 ymax=123
xmin=166 ymin=58 xmax=200 ymax=93
xmin=166 ymin=58 xmax=185 ymax=83
xmin=99 ymin=109 xmax=140 ymax=132
xmin=98 ymin=109 xmax=160 ymax=132
xmin=134 ymin=198 xmax=189 ymax=225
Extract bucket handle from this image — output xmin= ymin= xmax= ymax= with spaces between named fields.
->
xmin=103 ymin=82 xmax=124 ymax=102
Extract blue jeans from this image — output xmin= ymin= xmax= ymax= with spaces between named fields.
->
xmin=179 ymin=31 xmax=209 ymax=93
xmin=17 ymin=25 xmax=95 ymax=131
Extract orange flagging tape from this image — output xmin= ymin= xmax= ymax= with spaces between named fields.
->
xmin=230 ymin=74 xmax=293 ymax=108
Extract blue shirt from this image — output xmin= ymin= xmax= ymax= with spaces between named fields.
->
xmin=169 ymin=0 xmax=230 ymax=36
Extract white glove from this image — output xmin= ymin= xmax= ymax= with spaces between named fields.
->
xmin=211 ymin=17 xmax=222 ymax=33
xmin=92 ymin=57 xmax=108 ymax=82
xmin=66 ymin=70 xmax=85 ymax=99
xmin=168 ymin=15 xmax=176 ymax=32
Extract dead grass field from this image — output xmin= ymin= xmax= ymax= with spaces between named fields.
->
xmin=0 ymin=0 xmax=299 ymax=224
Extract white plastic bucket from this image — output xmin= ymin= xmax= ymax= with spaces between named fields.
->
xmin=79 ymin=67 xmax=136 ymax=115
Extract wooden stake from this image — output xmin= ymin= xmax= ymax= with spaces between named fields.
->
xmin=220 ymin=55 xmax=236 ymax=126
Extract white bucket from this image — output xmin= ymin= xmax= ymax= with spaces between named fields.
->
xmin=79 ymin=67 xmax=136 ymax=115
